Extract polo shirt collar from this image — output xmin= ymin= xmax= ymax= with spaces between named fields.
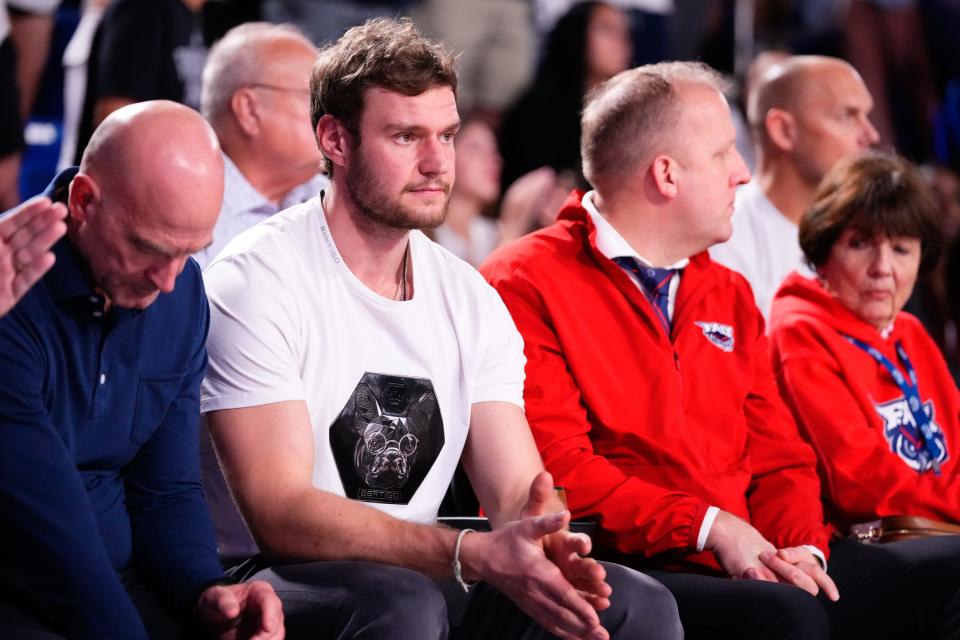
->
xmin=581 ymin=190 xmax=689 ymax=270
xmin=40 ymin=168 xmax=100 ymax=308
xmin=47 ymin=237 xmax=102 ymax=307
xmin=46 ymin=166 xmax=79 ymax=203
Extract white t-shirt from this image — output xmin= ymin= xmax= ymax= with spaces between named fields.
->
xmin=710 ymin=181 xmax=814 ymax=323
xmin=201 ymin=196 xmax=525 ymax=538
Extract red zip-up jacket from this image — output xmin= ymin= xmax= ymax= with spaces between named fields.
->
xmin=769 ymin=272 xmax=960 ymax=531
xmin=481 ymin=193 xmax=830 ymax=572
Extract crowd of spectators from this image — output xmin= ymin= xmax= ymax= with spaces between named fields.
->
xmin=6 ymin=0 xmax=957 ymax=371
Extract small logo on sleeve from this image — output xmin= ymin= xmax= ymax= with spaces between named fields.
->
xmin=694 ymin=321 xmax=734 ymax=352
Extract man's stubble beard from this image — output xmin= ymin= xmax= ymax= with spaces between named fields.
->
xmin=345 ymin=145 xmax=450 ymax=232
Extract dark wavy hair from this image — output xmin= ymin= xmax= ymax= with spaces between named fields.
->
xmin=800 ymin=151 xmax=944 ymax=274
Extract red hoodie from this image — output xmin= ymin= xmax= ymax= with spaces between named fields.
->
xmin=769 ymin=272 xmax=960 ymax=531
xmin=482 ymin=193 xmax=830 ymax=573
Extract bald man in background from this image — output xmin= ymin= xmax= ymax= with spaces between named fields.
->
xmin=194 ymin=22 xmax=324 ymax=271
xmin=0 ymin=101 xmax=282 ymax=639
xmin=711 ymin=55 xmax=880 ymax=320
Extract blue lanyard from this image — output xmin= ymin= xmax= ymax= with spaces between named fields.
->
xmin=843 ymin=335 xmax=942 ymax=475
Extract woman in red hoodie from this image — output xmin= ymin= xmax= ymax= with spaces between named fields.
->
xmin=768 ymin=151 xmax=960 ymax=536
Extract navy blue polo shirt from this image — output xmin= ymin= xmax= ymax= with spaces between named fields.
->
xmin=0 ymin=170 xmax=224 ymax=638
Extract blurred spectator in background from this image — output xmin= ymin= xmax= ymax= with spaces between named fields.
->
xmin=731 ymin=49 xmax=789 ymax=173
xmin=844 ymin=0 xmax=939 ymax=160
xmin=7 ymin=0 xmax=60 ymax=119
xmin=535 ymin=0 xmax=674 ymax=66
xmin=57 ymin=0 xmax=107 ymax=173
xmin=711 ymin=55 xmax=880 ymax=320
xmin=0 ymin=0 xmax=60 ymax=209
xmin=73 ymin=0 xmax=208 ymax=163
xmin=498 ymin=1 xmax=631 ymax=194
xmin=0 ymin=1 xmax=21 ymax=210
xmin=262 ymin=0 xmax=414 ymax=47
xmin=193 ymin=21 xmax=323 ymax=271
xmin=906 ymin=163 xmax=960 ymax=378
xmin=433 ymin=117 xmax=503 ymax=267
xmin=413 ymin=0 xmax=535 ymax=116
xmin=433 ymin=117 xmax=567 ymax=268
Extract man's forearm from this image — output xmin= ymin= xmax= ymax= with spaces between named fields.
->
xmin=250 ymin=487 xmax=463 ymax=577
xmin=484 ymin=487 xmax=566 ymax=530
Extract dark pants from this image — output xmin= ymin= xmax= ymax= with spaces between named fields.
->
xmin=825 ymin=537 xmax=960 ymax=639
xmin=248 ymin=560 xmax=683 ymax=640
xmin=0 ymin=570 xmax=186 ymax=639
xmin=635 ymin=536 xmax=960 ymax=639
xmin=646 ymin=570 xmax=829 ymax=639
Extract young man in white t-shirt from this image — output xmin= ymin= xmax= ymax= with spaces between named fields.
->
xmin=201 ymin=17 xmax=681 ymax=640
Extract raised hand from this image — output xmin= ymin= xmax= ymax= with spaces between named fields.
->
xmin=522 ymin=471 xmax=611 ymax=611
xmin=0 ymin=196 xmax=67 ymax=316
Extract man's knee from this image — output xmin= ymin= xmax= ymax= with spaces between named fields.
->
xmin=348 ymin=564 xmax=448 ymax=637
xmin=600 ymin=562 xmax=683 ymax=640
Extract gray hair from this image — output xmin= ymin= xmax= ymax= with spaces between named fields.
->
xmin=581 ymin=61 xmax=728 ymax=189
xmin=201 ymin=22 xmax=314 ymax=123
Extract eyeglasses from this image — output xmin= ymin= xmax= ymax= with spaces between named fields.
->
xmin=245 ymin=83 xmax=311 ymax=97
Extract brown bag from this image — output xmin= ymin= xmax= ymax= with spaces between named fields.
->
xmin=850 ymin=515 xmax=960 ymax=544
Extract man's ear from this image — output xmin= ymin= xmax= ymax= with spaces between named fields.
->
xmin=317 ymin=114 xmax=351 ymax=172
xmin=765 ymin=108 xmax=797 ymax=152
xmin=230 ymin=88 xmax=261 ymax=137
xmin=650 ymin=154 xmax=680 ymax=199
xmin=67 ymin=174 xmax=99 ymax=224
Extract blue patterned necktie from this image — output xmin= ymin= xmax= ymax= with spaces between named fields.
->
xmin=614 ymin=257 xmax=675 ymax=333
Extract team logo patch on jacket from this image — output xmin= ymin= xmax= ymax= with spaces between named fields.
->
xmin=875 ymin=397 xmax=948 ymax=473
xmin=694 ymin=321 xmax=734 ymax=352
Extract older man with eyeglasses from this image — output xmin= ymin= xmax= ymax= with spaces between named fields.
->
xmin=193 ymin=22 xmax=326 ymax=271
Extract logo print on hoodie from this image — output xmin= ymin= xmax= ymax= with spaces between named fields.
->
xmin=875 ymin=397 xmax=949 ymax=473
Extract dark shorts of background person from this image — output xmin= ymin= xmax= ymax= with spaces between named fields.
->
xmin=0 ymin=569 xmax=192 ymax=639
xmin=0 ymin=38 xmax=24 ymax=157
xmin=228 ymin=555 xmax=682 ymax=640
xmin=602 ymin=536 xmax=960 ymax=639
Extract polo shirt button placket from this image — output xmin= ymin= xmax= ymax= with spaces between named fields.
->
xmin=90 ymin=295 xmax=109 ymax=416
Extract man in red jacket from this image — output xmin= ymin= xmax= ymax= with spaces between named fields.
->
xmin=483 ymin=61 xmax=960 ymax=638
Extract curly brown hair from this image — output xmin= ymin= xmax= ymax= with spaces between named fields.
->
xmin=310 ymin=18 xmax=458 ymax=176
